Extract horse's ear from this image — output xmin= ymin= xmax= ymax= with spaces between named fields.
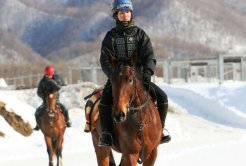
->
xmin=129 ymin=51 xmax=137 ymax=67
xmin=109 ymin=53 xmax=116 ymax=68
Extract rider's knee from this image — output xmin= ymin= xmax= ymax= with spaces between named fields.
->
xmin=57 ymin=102 xmax=68 ymax=113
xmin=35 ymin=105 xmax=44 ymax=116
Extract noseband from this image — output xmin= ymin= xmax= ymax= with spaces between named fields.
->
xmin=47 ymin=108 xmax=56 ymax=117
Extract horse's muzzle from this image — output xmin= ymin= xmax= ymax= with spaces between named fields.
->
xmin=113 ymin=111 xmax=126 ymax=123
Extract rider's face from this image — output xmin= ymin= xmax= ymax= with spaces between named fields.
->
xmin=117 ymin=10 xmax=131 ymax=22
xmin=45 ymin=75 xmax=52 ymax=79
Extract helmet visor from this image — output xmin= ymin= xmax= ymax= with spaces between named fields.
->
xmin=111 ymin=0 xmax=133 ymax=12
xmin=116 ymin=3 xmax=132 ymax=11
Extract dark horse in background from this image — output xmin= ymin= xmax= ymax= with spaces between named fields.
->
xmin=40 ymin=87 xmax=66 ymax=166
xmin=91 ymin=54 xmax=162 ymax=166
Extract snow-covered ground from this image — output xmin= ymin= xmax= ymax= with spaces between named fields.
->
xmin=0 ymin=81 xmax=246 ymax=166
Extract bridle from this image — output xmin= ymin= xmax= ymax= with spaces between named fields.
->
xmin=45 ymin=91 xmax=57 ymax=118
xmin=118 ymin=66 xmax=150 ymax=113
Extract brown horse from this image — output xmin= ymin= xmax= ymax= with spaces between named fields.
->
xmin=91 ymin=55 xmax=162 ymax=166
xmin=40 ymin=89 xmax=66 ymax=166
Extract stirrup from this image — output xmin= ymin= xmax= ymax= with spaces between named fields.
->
xmin=98 ymin=132 xmax=113 ymax=147
xmin=33 ymin=125 xmax=40 ymax=131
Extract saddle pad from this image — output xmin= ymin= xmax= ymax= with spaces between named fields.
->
xmin=84 ymin=88 xmax=103 ymax=132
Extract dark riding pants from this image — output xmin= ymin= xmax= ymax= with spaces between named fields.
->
xmin=147 ymin=82 xmax=168 ymax=104
xmin=146 ymin=82 xmax=168 ymax=127
xmin=99 ymin=80 xmax=113 ymax=133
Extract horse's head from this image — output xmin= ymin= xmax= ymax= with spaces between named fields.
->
xmin=44 ymin=86 xmax=58 ymax=117
xmin=110 ymin=54 xmax=138 ymax=123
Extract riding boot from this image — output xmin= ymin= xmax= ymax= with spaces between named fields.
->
xmin=57 ymin=101 xmax=71 ymax=127
xmin=98 ymin=104 xmax=113 ymax=147
xmin=64 ymin=111 xmax=72 ymax=127
xmin=33 ymin=105 xmax=43 ymax=131
xmin=157 ymin=102 xmax=171 ymax=144
xmin=33 ymin=115 xmax=41 ymax=131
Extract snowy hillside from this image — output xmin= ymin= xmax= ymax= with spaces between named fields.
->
xmin=0 ymin=81 xmax=246 ymax=166
xmin=1 ymin=0 xmax=246 ymax=62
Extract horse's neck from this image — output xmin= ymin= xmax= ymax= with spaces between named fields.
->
xmin=132 ymin=86 xmax=150 ymax=118
xmin=135 ymin=83 xmax=148 ymax=105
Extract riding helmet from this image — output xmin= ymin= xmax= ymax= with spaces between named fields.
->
xmin=44 ymin=65 xmax=55 ymax=77
xmin=112 ymin=0 xmax=133 ymax=12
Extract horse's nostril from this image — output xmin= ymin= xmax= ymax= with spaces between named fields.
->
xmin=113 ymin=111 xmax=126 ymax=123
xmin=120 ymin=111 xmax=126 ymax=117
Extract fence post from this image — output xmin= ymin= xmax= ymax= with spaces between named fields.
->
xmin=163 ymin=60 xmax=169 ymax=83
xmin=184 ymin=64 xmax=189 ymax=83
xmin=37 ymin=74 xmax=40 ymax=86
xmin=218 ymin=54 xmax=224 ymax=84
xmin=167 ymin=59 xmax=172 ymax=84
xmin=91 ymin=66 xmax=98 ymax=84
xmin=241 ymin=57 xmax=246 ymax=81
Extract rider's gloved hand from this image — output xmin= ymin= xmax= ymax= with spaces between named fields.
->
xmin=143 ymin=69 xmax=152 ymax=90
xmin=46 ymin=79 xmax=61 ymax=91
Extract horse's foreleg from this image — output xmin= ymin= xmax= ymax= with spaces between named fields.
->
xmin=56 ymin=148 xmax=63 ymax=166
xmin=143 ymin=148 xmax=157 ymax=166
xmin=49 ymin=161 xmax=54 ymax=166
xmin=120 ymin=154 xmax=138 ymax=166
xmin=47 ymin=147 xmax=54 ymax=166
xmin=56 ymin=155 xmax=63 ymax=166
xmin=45 ymin=137 xmax=54 ymax=166
xmin=95 ymin=147 xmax=111 ymax=166
xmin=92 ymin=130 xmax=111 ymax=166
xmin=56 ymin=134 xmax=64 ymax=166
xmin=55 ymin=147 xmax=62 ymax=166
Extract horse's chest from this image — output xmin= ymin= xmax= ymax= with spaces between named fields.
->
xmin=114 ymin=127 xmax=143 ymax=149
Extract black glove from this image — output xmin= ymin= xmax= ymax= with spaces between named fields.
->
xmin=46 ymin=78 xmax=61 ymax=92
xmin=142 ymin=70 xmax=152 ymax=90
xmin=143 ymin=70 xmax=152 ymax=83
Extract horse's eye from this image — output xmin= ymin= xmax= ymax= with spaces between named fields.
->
xmin=128 ymin=78 xmax=133 ymax=83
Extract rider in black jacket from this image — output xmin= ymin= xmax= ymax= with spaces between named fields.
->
xmin=33 ymin=65 xmax=71 ymax=131
xmin=98 ymin=0 xmax=171 ymax=146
